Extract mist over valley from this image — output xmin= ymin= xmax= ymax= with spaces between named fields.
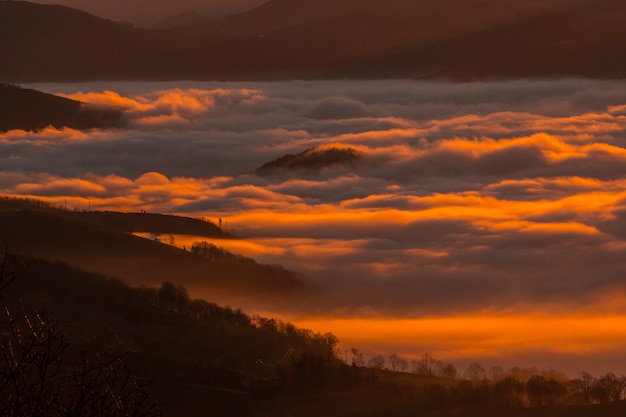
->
xmin=4 ymin=1 xmax=626 ymax=415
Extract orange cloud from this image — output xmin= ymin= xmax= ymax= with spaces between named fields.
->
xmin=61 ymin=90 xmax=146 ymax=110
xmin=61 ymin=88 xmax=269 ymax=127
xmin=288 ymin=312 xmax=626 ymax=368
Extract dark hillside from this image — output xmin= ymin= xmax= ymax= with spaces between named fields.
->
xmin=0 ymin=84 xmax=122 ymax=132
xmin=220 ymin=0 xmax=588 ymax=47
xmin=0 ymin=1 xmax=191 ymax=81
xmin=362 ymin=1 xmax=626 ymax=80
xmin=0 ymin=254 xmax=336 ymax=416
xmin=68 ymin=211 xmax=226 ymax=237
xmin=0 ymin=198 xmax=225 ymax=237
xmin=2 ymin=220 xmax=626 ymax=416
xmin=0 ymin=198 xmax=303 ymax=301
xmin=186 ymin=0 xmax=626 ymax=81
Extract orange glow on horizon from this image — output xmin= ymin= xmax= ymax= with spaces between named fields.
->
xmin=286 ymin=313 xmax=626 ymax=364
xmin=6 ymin=181 xmax=623 ymax=238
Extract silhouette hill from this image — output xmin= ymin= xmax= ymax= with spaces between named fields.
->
xmin=256 ymin=146 xmax=365 ymax=177
xmin=0 ymin=197 xmax=303 ymax=303
xmin=0 ymin=84 xmax=122 ymax=132
xmin=0 ymin=253 xmax=336 ymax=416
xmin=0 ymin=1 xmax=191 ymax=81
xmin=3 ymin=252 xmax=626 ymax=416
xmin=3 ymin=0 xmax=626 ymax=81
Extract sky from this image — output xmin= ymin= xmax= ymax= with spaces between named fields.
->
xmin=5 ymin=78 xmax=626 ymax=375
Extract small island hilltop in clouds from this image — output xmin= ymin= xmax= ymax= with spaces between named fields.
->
xmin=3 ymin=1 xmax=626 ymax=416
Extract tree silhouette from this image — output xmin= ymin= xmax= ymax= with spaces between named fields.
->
xmin=0 ymin=252 xmax=162 ymax=416
xmin=368 ymin=354 xmax=386 ymax=370
xmin=526 ymin=374 xmax=567 ymax=407
xmin=592 ymin=372 xmax=626 ymax=403
xmin=389 ymin=353 xmax=408 ymax=372
xmin=350 ymin=348 xmax=365 ymax=367
xmin=463 ymin=362 xmax=486 ymax=383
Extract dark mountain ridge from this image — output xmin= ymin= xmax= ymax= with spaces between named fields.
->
xmin=0 ymin=1 xmax=193 ymax=81
xmin=360 ymin=0 xmax=626 ymax=79
xmin=3 ymin=0 xmax=626 ymax=81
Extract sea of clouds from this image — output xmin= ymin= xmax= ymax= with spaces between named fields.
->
xmin=5 ymin=79 xmax=626 ymax=372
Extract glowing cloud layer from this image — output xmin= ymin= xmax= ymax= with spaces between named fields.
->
xmin=5 ymin=79 xmax=626 ymax=374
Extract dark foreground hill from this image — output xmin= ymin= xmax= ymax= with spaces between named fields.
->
xmin=2 ymin=254 xmax=626 ymax=416
xmin=3 ymin=0 xmax=626 ymax=81
xmin=0 ymin=197 xmax=303 ymax=303
xmin=0 ymin=254 xmax=337 ymax=416
xmin=0 ymin=84 xmax=122 ymax=132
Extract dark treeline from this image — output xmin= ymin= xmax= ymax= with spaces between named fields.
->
xmin=190 ymin=241 xmax=235 ymax=261
xmin=0 ymin=195 xmax=58 ymax=211
xmin=2 ymin=251 xmax=626 ymax=416
xmin=352 ymin=351 xmax=626 ymax=408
